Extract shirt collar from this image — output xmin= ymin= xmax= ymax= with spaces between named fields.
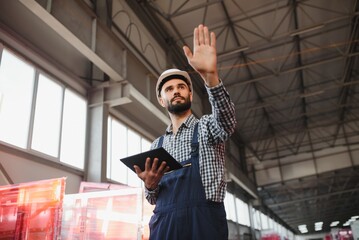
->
xmin=165 ymin=114 xmax=197 ymax=134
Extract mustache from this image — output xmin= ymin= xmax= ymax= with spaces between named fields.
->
xmin=171 ymin=95 xmax=185 ymax=102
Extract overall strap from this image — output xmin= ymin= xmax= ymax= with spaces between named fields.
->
xmin=192 ymin=122 xmax=199 ymax=143
xmin=157 ymin=135 xmax=164 ymax=148
xmin=191 ymin=123 xmax=199 ymax=157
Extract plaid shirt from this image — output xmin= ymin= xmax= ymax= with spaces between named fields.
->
xmin=146 ymin=81 xmax=236 ymax=204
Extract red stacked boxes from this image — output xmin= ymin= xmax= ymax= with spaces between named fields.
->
xmin=0 ymin=178 xmax=66 ymax=239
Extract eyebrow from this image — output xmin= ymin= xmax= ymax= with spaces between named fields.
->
xmin=164 ymin=82 xmax=188 ymax=90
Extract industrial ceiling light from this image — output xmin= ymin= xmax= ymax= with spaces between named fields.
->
xmin=290 ymin=24 xmax=325 ymax=37
xmin=298 ymin=224 xmax=308 ymax=233
xmin=315 ymin=222 xmax=323 ymax=231
xmin=330 ymin=221 xmax=340 ymax=227
xmin=343 ymin=216 xmax=359 ymax=226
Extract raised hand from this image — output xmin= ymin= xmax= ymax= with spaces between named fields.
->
xmin=183 ymin=24 xmax=219 ymax=87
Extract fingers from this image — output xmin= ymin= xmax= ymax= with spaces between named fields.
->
xmin=210 ymin=31 xmax=216 ymax=48
xmin=135 ymin=158 xmax=170 ymax=191
xmin=152 ymin=158 xmax=169 ymax=174
xmin=139 ymin=157 xmax=167 ymax=174
xmin=204 ymin=26 xmax=210 ymax=45
xmin=133 ymin=165 xmax=141 ymax=175
xmin=151 ymin=158 xmax=160 ymax=171
xmin=144 ymin=157 xmax=152 ymax=171
xmin=157 ymin=161 xmax=170 ymax=173
xmin=194 ymin=24 xmax=212 ymax=46
xmin=136 ymin=157 xmax=170 ymax=182
xmin=198 ymin=25 xmax=204 ymax=45
xmin=147 ymin=157 xmax=168 ymax=174
xmin=193 ymin=26 xmax=199 ymax=46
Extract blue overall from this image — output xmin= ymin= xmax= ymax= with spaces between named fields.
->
xmin=149 ymin=124 xmax=228 ymax=240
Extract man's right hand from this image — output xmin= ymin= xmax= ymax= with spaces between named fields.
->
xmin=134 ymin=157 xmax=170 ymax=190
xmin=183 ymin=24 xmax=219 ymax=87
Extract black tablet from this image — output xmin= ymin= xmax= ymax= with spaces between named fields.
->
xmin=120 ymin=147 xmax=182 ymax=173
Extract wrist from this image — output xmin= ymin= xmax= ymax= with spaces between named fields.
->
xmin=203 ymin=72 xmax=219 ymax=87
xmin=146 ymin=185 xmax=158 ymax=191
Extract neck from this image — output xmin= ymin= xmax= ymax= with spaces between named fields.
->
xmin=169 ymin=109 xmax=191 ymax=134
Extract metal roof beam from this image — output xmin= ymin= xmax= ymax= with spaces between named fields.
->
xmin=268 ymin=188 xmax=359 ymax=208
xmin=332 ymin=2 xmax=359 ymax=145
xmin=227 ymin=51 xmax=359 ymax=88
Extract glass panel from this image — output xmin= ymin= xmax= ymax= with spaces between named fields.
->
xmin=273 ymin=221 xmax=278 ymax=232
xmin=127 ymin=129 xmax=141 ymax=187
xmin=107 ymin=117 xmax=112 ymax=179
xmin=268 ymin=217 xmax=274 ymax=230
xmin=0 ymin=49 xmax=35 ymax=148
xmin=31 ymin=74 xmax=62 ymax=157
xmin=107 ymin=117 xmax=150 ymax=187
xmin=138 ymin=138 xmax=150 ymax=187
xmin=261 ymin=213 xmax=269 ymax=229
xmin=60 ymin=89 xmax=87 ymax=169
xmin=243 ymin=201 xmax=250 ymax=226
xmin=141 ymin=138 xmax=151 ymax=152
xmin=109 ymin=119 xmax=128 ymax=183
xmin=236 ymin=198 xmax=250 ymax=226
xmin=254 ymin=209 xmax=262 ymax=230
xmin=224 ymin=192 xmax=236 ymax=222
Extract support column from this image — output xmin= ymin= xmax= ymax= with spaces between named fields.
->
xmin=85 ymin=0 xmax=113 ymax=182
xmin=85 ymin=89 xmax=109 ymax=183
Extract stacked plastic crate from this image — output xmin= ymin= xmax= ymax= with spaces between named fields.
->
xmin=61 ymin=185 xmax=144 ymax=240
xmin=0 ymin=178 xmax=66 ymax=239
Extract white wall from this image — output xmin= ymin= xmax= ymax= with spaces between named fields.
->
xmin=0 ymin=150 xmax=82 ymax=194
xmin=295 ymin=233 xmax=326 ymax=240
xmin=255 ymin=144 xmax=359 ymax=186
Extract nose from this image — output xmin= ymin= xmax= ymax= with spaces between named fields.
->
xmin=173 ymin=87 xmax=181 ymax=95
xmin=172 ymin=91 xmax=182 ymax=102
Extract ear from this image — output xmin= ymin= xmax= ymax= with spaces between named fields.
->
xmin=159 ymin=96 xmax=166 ymax=107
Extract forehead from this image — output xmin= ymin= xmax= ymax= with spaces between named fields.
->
xmin=162 ymin=79 xmax=189 ymax=89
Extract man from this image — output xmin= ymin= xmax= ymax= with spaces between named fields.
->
xmin=134 ymin=24 xmax=236 ymax=240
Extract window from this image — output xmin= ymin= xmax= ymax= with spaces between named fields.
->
xmin=60 ymin=89 xmax=87 ymax=168
xmin=31 ymin=74 xmax=63 ymax=157
xmin=0 ymin=49 xmax=35 ymax=148
xmin=236 ymin=198 xmax=250 ymax=226
xmin=224 ymin=192 xmax=237 ymax=222
xmin=261 ymin=212 xmax=269 ymax=229
xmin=107 ymin=116 xmax=151 ymax=187
xmin=126 ymin=129 xmax=141 ymax=187
xmin=0 ymin=48 xmax=87 ymax=170
xmin=253 ymin=209 xmax=262 ymax=230
xmin=268 ymin=217 xmax=274 ymax=230
xmin=108 ymin=118 xmax=128 ymax=183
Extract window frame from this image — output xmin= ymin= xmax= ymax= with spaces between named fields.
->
xmin=0 ymin=45 xmax=88 ymax=172
xmin=107 ymin=115 xmax=152 ymax=187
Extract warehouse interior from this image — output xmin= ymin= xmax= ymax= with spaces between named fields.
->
xmin=0 ymin=0 xmax=358 ymax=239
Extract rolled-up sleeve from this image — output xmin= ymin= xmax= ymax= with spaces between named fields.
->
xmin=206 ymin=81 xmax=237 ymax=141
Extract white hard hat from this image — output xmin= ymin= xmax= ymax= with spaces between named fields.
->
xmin=156 ymin=68 xmax=192 ymax=102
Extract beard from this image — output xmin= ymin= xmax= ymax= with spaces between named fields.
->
xmin=167 ymin=95 xmax=191 ymax=114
